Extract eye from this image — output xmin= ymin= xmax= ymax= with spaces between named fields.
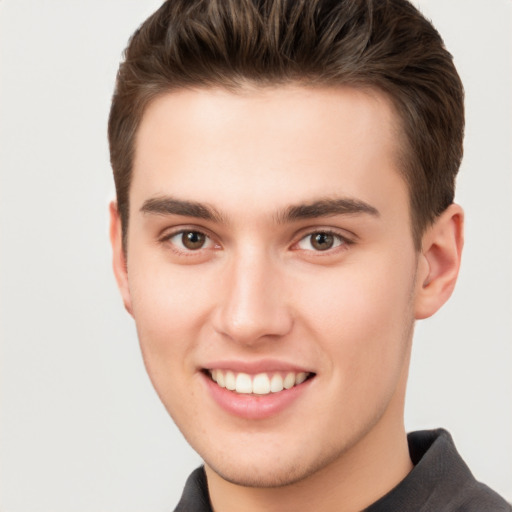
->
xmin=296 ymin=231 xmax=346 ymax=251
xmin=166 ymin=230 xmax=216 ymax=251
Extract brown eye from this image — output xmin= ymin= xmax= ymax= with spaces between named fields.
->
xmin=181 ymin=231 xmax=206 ymax=250
xmin=310 ymin=232 xmax=334 ymax=251
xmin=296 ymin=231 xmax=346 ymax=252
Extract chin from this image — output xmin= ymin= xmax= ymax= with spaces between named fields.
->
xmin=203 ymin=445 xmax=341 ymax=489
xmin=208 ymin=461 xmax=310 ymax=488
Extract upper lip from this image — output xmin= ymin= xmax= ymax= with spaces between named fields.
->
xmin=201 ymin=358 xmax=314 ymax=375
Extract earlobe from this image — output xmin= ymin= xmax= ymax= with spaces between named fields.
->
xmin=109 ymin=201 xmax=133 ymax=316
xmin=414 ymin=204 xmax=464 ymax=320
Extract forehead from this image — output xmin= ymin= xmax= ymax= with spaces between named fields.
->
xmin=131 ymin=85 xmax=408 ymax=223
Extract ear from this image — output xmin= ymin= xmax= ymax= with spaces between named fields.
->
xmin=109 ymin=201 xmax=133 ymax=316
xmin=414 ymin=204 xmax=464 ymax=320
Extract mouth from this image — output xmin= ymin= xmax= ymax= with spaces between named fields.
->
xmin=204 ymin=369 xmax=315 ymax=395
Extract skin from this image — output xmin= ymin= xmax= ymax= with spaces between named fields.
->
xmin=111 ymin=85 xmax=464 ymax=512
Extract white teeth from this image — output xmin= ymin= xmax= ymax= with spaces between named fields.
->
xmin=209 ymin=369 xmax=311 ymax=395
xmin=225 ymin=370 xmax=236 ymax=391
xmin=270 ymin=373 xmax=284 ymax=393
xmin=252 ymin=373 xmax=271 ymax=394
xmin=283 ymin=372 xmax=295 ymax=389
xmin=295 ymin=372 xmax=307 ymax=385
xmin=235 ymin=373 xmax=253 ymax=394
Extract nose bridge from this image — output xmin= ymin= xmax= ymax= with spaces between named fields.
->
xmin=213 ymin=244 xmax=292 ymax=344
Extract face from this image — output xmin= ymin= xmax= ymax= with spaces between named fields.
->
xmin=115 ymin=85 xmax=424 ymax=487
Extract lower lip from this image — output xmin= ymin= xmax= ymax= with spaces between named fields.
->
xmin=202 ymin=373 xmax=313 ymax=420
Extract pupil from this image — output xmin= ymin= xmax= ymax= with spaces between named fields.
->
xmin=312 ymin=233 xmax=333 ymax=250
xmin=183 ymin=231 xmax=205 ymax=249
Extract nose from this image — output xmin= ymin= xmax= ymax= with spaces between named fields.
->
xmin=212 ymin=248 xmax=293 ymax=345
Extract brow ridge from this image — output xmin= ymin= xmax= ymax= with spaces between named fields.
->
xmin=140 ymin=196 xmax=224 ymax=223
xmin=276 ymin=198 xmax=380 ymax=223
xmin=140 ymin=195 xmax=379 ymax=225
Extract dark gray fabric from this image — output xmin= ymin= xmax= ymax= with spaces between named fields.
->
xmin=173 ymin=429 xmax=511 ymax=511
xmin=174 ymin=465 xmax=213 ymax=512
xmin=364 ymin=429 xmax=511 ymax=511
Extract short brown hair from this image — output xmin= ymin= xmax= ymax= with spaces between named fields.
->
xmin=108 ymin=0 xmax=464 ymax=250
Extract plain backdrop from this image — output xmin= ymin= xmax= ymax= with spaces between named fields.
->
xmin=1 ymin=1 xmax=511 ymax=510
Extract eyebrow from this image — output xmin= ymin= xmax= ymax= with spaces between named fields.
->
xmin=275 ymin=198 xmax=380 ymax=223
xmin=140 ymin=195 xmax=379 ymax=224
xmin=140 ymin=196 xmax=225 ymax=223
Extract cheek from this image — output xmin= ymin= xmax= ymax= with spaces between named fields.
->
xmin=127 ymin=266 xmax=213 ymax=422
xmin=127 ymin=261 xmax=215 ymax=375
xmin=299 ymin=253 xmax=416 ymax=381
xmin=317 ymin=265 xmax=415 ymax=431
xmin=304 ymin=257 xmax=414 ymax=331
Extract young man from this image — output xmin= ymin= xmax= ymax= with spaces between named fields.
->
xmin=108 ymin=0 xmax=511 ymax=510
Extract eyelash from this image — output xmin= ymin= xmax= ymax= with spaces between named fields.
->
xmin=159 ymin=228 xmax=219 ymax=255
xmin=293 ymin=229 xmax=353 ymax=254
xmin=159 ymin=228 xmax=354 ymax=256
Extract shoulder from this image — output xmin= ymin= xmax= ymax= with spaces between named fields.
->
xmin=447 ymin=481 xmax=512 ymax=512
xmin=366 ymin=429 xmax=511 ymax=512
xmin=411 ymin=429 xmax=511 ymax=512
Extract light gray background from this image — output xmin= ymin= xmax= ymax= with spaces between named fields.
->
xmin=1 ymin=1 xmax=510 ymax=510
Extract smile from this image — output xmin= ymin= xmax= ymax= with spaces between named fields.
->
xmin=208 ymin=369 xmax=312 ymax=395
